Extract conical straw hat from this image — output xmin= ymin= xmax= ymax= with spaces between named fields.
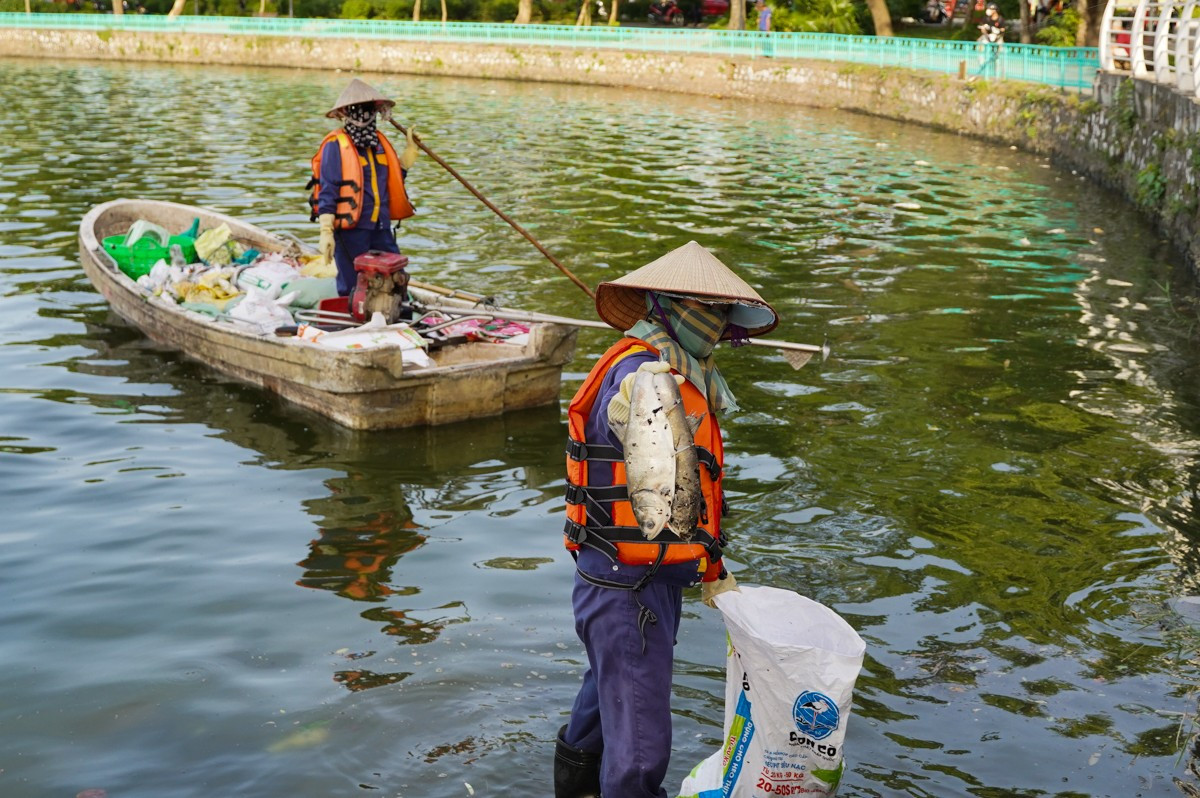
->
xmin=326 ymin=78 xmax=396 ymax=118
xmin=595 ymin=241 xmax=779 ymax=338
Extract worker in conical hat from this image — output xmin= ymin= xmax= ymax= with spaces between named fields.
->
xmin=555 ymin=241 xmax=777 ymax=798
xmin=308 ymin=78 xmax=420 ymax=296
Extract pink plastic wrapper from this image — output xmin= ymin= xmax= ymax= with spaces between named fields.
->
xmin=440 ymin=318 xmax=531 ymax=341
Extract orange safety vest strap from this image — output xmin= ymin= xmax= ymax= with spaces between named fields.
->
xmin=309 ymin=131 xmax=364 ymax=229
xmin=309 ymin=131 xmax=414 ymax=228
xmin=563 ymin=518 xmax=724 ymax=566
xmin=564 ymin=444 xmax=721 ymax=527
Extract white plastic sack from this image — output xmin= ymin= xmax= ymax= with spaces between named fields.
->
xmin=679 ymin=586 xmax=865 ymax=798
xmin=299 ymin=313 xmax=434 ymax=367
xmin=236 ymin=257 xmax=301 ymax=299
xmin=227 ymin=286 xmax=296 ymax=335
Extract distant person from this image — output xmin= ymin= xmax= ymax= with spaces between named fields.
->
xmin=756 ymin=0 xmax=772 ymax=31
xmin=977 ymin=2 xmax=1006 ymax=42
xmin=309 ymin=79 xmax=419 ymax=297
xmin=756 ymin=0 xmax=774 ymax=56
xmin=1034 ymin=0 xmax=1050 ymax=24
xmin=1112 ymin=17 xmax=1132 ymax=71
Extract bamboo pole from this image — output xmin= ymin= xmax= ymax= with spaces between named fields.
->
xmin=388 ymin=120 xmax=596 ymax=300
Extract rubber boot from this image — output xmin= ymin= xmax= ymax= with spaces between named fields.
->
xmin=554 ymin=724 xmax=602 ymax=798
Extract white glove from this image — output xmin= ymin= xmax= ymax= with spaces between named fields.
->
xmin=318 ymin=213 xmax=335 ymax=267
xmin=399 ymin=126 xmax=420 ymax=170
xmin=702 ymin=570 xmax=739 ymax=609
xmin=607 ymin=372 xmax=637 ymax=427
xmin=607 ymin=362 xmax=683 ymax=426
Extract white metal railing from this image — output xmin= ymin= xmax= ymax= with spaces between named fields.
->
xmin=1100 ymin=0 xmax=1200 ymax=96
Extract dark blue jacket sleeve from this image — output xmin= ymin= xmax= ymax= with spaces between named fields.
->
xmin=317 ymin=139 xmax=342 ymax=218
xmin=585 ymin=352 xmax=658 ymax=454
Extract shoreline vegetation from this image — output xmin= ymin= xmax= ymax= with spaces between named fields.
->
xmin=1 ymin=0 xmax=1092 ymax=49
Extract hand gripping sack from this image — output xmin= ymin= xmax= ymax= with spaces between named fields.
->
xmin=679 ymin=586 xmax=866 ymax=798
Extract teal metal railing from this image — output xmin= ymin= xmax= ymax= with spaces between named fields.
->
xmin=0 ymin=13 xmax=1099 ymax=89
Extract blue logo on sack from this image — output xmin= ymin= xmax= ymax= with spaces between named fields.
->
xmin=792 ymin=691 xmax=839 ymax=740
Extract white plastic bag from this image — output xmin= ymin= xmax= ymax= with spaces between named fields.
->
xmin=236 ymin=256 xmax=301 ymax=299
xmin=227 ymin=286 xmax=296 ymax=335
xmin=679 ymin=586 xmax=865 ymax=798
xmin=301 ymin=313 xmax=434 ymax=367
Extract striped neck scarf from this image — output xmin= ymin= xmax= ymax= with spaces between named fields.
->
xmin=627 ymin=294 xmax=739 ymax=414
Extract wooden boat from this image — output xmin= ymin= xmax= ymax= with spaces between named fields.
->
xmin=78 ymin=199 xmax=578 ymax=430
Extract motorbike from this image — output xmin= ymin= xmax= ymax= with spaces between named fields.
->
xmin=648 ymin=0 xmax=686 ymax=25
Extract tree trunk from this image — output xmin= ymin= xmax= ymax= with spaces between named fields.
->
xmin=1085 ymin=0 xmax=1102 ymax=45
xmin=167 ymin=0 xmax=188 ymax=16
xmin=608 ymin=0 xmax=618 ymax=24
xmin=864 ymin=0 xmax=892 ymax=35
xmin=412 ymin=0 xmax=421 ymax=21
xmin=576 ymin=0 xmax=592 ymax=25
xmin=728 ymin=0 xmax=744 ymax=30
xmin=113 ymin=0 xmax=124 ymax=13
xmin=1075 ymin=0 xmax=1102 ymax=45
xmin=260 ymin=0 xmax=267 ymax=14
xmin=441 ymin=0 xmax=447 ymax=20
xmin=25 ymin=0 xmax=30 ymax=12
xmin=514 ymin=0 xmax=532 ymax=22
xmin=1019 ymin=0 xmax=1030 ymax=42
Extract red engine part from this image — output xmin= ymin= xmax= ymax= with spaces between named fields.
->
xmin=349 ymin=250 xmax=410 ymax=323
xmin=354 ymin=250 xmax=409 ymax=276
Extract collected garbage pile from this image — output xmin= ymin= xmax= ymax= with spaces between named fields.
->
xmin=105 ymin=218 xmax=338 ymax=332
xmin=102 ymin=219 xmax=531 ymax=364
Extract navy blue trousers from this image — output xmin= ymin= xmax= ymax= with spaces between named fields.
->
xmin=333 ymin=224 xmax=399 ymax=296
xmin=564 ymin=550 xmax=698 ymax=798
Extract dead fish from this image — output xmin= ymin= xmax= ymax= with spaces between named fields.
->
xmin=611 ymin=364 xmax=676 ymax=539
xmin=610 ymin=363 xmax=704 ymax=541
xmin=660 ymin=373 xmax=704 ymax=539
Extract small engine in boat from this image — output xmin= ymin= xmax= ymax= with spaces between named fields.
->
xmin=351 ymin=250 xmax=410 ymax=324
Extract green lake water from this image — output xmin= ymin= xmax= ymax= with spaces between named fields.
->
xmin=2 ymin=57 xmax=1200 ymax=797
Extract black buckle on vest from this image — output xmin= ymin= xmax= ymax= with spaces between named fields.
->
xmin=700 ymin=533 xmax=724 ymax=564
xmin=567 ymin=438 xmax=623 ymax=463
xmin=563 ymin=519 xmax=620 ymax=561
xmin=566 ymin=439 xmax=588 ymax=462
xmin=564 ymin=519 xmax=588 ymax=545
xmin=305 ymin=176 xmax=318 ymax=190
xmin=696 ymin=447 xmax=721 ymax=480
xmin=564 ymin=482 xmax=586 ymax=506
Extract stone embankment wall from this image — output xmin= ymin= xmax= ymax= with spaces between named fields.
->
xmin=1 ymin=28 xmax=1196 ymax=275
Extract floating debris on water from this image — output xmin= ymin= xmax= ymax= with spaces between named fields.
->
xmin=267 ymin=721 xmax=331 ymax=752
xmin=477 ymin=557 xmax=554 ymax=571
xmin=893 ymin=202 xmax=922 ymax=210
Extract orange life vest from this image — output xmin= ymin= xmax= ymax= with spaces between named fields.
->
xmin=564 ymin=337 xmax=725 ymax=581
xmin=308 ymin=130 xmax=415 ymax=230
